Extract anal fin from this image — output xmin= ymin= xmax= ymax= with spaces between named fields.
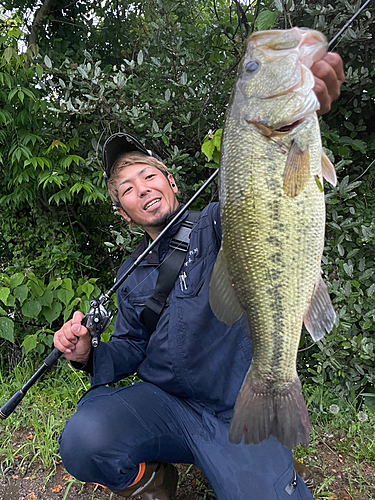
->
xmin=303 ymin=274 xmax=336 ymax=341
xmin=209 ymin=247 xmax=244 ymax=325
xmin=321 ymin=150 xmax=337 ymax=187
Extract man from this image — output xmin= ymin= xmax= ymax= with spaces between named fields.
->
xmin=55 ymin=53 xmax=344 ymax=499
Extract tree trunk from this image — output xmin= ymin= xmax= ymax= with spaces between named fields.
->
xmin=28 ymin=0 xmax=56 ymax=46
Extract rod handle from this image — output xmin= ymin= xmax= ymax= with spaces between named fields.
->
xmin=0 ymin=390 xmax=25 ymax=420
xmin=44 ymin=347 xmax=63 ymax=366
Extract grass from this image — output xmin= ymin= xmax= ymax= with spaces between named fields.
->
xmin=295 ymin=383 xmax=375 ymax=499
xmin=0 ymin=364 xmax=374 ymax=499
xmin=0 ymin=360 xmax=88 ymax=476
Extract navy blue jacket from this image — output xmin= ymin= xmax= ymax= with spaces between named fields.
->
xmin=90 ymin=203 xmax=252 ymax=419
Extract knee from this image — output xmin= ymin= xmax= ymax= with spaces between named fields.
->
xmin=58 ymin=409 xmax=110 ymax=481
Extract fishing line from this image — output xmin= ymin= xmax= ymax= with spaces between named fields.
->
xmin=352 ymin=158 xmax=375 ymax=182
xmin=328 ymin=0 xmax=372 ymax=50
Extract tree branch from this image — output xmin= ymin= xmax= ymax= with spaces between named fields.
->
xmin=28 ymin=0 xmax=56 ymax=46
xmin=233 ymin=0 xmax=250 ymax=37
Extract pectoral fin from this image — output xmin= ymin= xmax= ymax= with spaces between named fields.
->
xmin=209 ymin=247 xmax=244 ymax=325
xmin=283 ymin=140 xmax=310 ymax=198
xmin=321 ymin=150 xmax=337 ymax=187
xmin=303 ymin=274 xmax=336 ymax=341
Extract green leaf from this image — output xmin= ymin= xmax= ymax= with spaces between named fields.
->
xmin=201 ymin=140 xmax=215 ymax=161
xmin=22 ymin=300 xmax=42 ymax=319
xmin=28 ymin=280 xmax=45 ymax=297
xmin=35 ymin=65 xmax=43 ymax=79
xmin=343 ymin=263 xmax=353 ymax=277
xmin=9 ymin=272 xmax=24 ymax=289
xmin=43 ymin=302 xmax=62 ymax=324
xmin=0 ymin=317 xmax=14 ymax=342
xmin=7 ymin=294 xmax=15 ymax=307
xmin=39 ymin=289 xmax=53 ymax=307
xmin=61 ymin=278 xmax=73 ymax=290
xmin=137 ymin=50 xmax=144 ymax=65
xmin=254 ymin=10 xmax=279 ymax=31
xmin=57 ymin=288 xmax=74 ymax=306
xmin=8 ymin=87 xmax=18 ymax=101
xmin=0 ymin=287 xmax=10 ymax=305
xmin=3 ymin=47 xmax=13 ymax=62
xmin=44 ymin=55 xmax=52 ymax=68
xmin=81 ymin=282 xmax=94 ymax=299
xmin=212 ymin=130 xmax=222 ymax=149
xmin=22 ymin=334 xmax=38 ymax=355
xmin=22 ymin=88 xmax=36 ymax=100
xmin=13 ymin=285 xmax=29 ymax=305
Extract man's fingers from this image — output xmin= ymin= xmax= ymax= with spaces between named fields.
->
xmin=313 ymin=78 xmax=329 ymax=115
xmin=312 ymin=59 xmax=341 ymax=98
xmin=326 ymin=52 xmax=345 ymax=83
xmin=312 ymin=52 xmax=345 ymax=115
xmin=54 ymin=330 xmax=74 ymax=353
xmin=71 ymin=310 xmax=88 ymax=337
xmin=54 ymin=312 xmax=92 ymax=363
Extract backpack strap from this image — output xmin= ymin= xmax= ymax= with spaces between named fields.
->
xmin=141 ymin=211 xmax=200 ymax=334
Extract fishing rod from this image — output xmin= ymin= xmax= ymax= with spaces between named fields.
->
xmin=328 ymin=0 xmax=372 ymax=50
xmin=0 ymin=169 xmax=218 ymax=420
xmin=0 ymin=0 xmax=370 ymax=419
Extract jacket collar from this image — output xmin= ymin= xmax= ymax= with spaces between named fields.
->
xmin=131 ymin=204 xmax=188 ymax=265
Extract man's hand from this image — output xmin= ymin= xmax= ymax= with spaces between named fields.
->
xmin=54 ymin=311 xmax=92 ymax=364
xmin=312 ymin=52 xmax=345 ymax=115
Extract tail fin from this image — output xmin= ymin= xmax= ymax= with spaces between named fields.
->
xmin=228 ymin=373 xmax=310 ymax=449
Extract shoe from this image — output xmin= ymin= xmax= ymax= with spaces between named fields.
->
xmin=293 ymin=459 xmax=314 ymax=492
xmin=113 ymin=462 xmax=178 ymax=499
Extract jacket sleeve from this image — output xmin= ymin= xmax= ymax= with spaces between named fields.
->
xmin=89 ymin=277 xmax=150 ymax=387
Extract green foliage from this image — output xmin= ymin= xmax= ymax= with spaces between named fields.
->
xmin=0 ymin=1 xmax=375 ymax=403
xmin=0 ymin=269 xmax=116 ymax=359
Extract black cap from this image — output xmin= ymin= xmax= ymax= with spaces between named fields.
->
xmin=102 ymin=132 xmax=152 ymax=183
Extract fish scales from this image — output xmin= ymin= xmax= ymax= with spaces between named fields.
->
xmin=222 ymin=115 xmax=324 ymax=377
xmin=209 ymin=28 xmax=336 ymax=449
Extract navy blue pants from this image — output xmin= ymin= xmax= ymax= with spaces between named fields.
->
xmin=58 ymin=382 xmax=313 ymax=500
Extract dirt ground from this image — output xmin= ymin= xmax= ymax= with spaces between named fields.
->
xmin=0 ymin=430 xmax=374 ymax=500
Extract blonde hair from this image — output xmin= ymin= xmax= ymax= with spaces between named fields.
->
xmin=107 ymin=152 xmax=170 ymax=207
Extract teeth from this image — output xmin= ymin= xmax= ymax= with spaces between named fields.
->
xmin=145 ymin=199 xmax=161 ymax=210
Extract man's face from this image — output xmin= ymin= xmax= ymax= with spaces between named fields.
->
xmin=116 ymin=163 xmax=179 ymax=239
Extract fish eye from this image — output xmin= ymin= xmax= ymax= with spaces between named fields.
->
xmin=245 ymin=61 xmax=259 ymax=73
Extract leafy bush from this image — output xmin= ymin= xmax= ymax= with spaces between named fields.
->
xmin=0 ymin=270 xmax=115 ymax=365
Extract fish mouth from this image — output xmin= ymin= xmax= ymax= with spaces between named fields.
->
xmin=248 ymin=118 xmax=305 ymax=136
xmin=274 ymin=119 xmax=304 ymax=133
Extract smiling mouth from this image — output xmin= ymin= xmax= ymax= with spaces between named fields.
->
xmin=144 ymin=198 xmax=161 ymax=210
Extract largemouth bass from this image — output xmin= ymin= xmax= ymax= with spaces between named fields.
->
xmin=209 ymin=28 xmax=337 ymax=449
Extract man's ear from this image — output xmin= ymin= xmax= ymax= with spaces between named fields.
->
xmin=168 ymin=173 xmax=178 ymax=194
xmin=116 ymin=206 xmax=132 ymax=223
